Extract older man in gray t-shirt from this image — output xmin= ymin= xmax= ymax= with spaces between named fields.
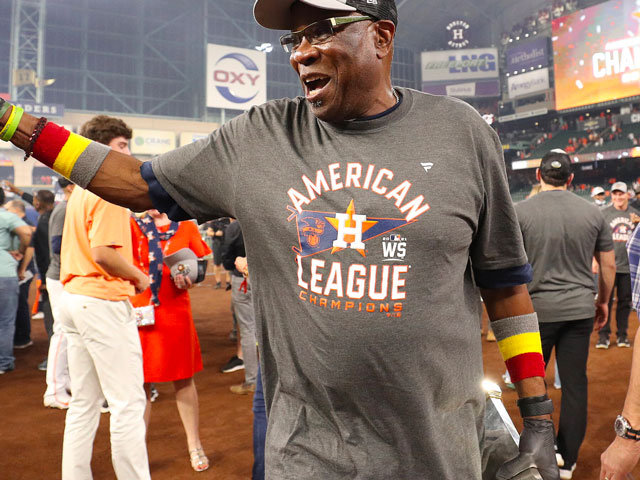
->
xmin=515 ymin=150 xmax=615 ymax=476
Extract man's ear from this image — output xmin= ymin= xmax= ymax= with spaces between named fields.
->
xmin=372 ymin=20 xmax=395 ymax=59
xmin=566 ymin=173 xmax=574 ymax=187
xmin=535 ymin=168 xmax=541 ymax=183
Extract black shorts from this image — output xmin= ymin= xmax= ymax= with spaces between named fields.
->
xmin=212 ymin=238 xmax=224 ymax=266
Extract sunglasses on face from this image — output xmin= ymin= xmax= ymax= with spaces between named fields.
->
xmin=280 ymin=15 xmax=373 ymax=53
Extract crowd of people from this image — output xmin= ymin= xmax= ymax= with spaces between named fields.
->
xmin=1 ymin=0 xmax=640 ymax=479
xmin=0 ymin=114 xmax=267 ymax=478
xmin=500 ymin=0 xmax=579 ymax=46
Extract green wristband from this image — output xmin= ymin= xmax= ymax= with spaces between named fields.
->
xmin=0 ymin=100 xmax=11 ymax=119
xmin=1 ymin=106 xmax=23 ymax=142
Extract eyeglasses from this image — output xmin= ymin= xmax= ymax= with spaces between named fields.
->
xmin=280 ymin=16 xmax=373 ymax=53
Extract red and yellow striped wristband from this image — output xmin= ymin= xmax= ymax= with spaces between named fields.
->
xmin=33 ymin=122 xmax=92 ymax=178
xmin=29 ymin=121 xmax=110 ymax=188
xmin=491 ymin=313 xmax=545 ymax=383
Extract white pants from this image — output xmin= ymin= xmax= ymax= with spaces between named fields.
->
xmin=59 ymin=291 xmax=150 ymax=480
xmin=44 ymin=278 xmax=70 ymax=403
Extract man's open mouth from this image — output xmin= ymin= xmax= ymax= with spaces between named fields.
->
xmin=303 ymin=75 xmax=331 ymax=100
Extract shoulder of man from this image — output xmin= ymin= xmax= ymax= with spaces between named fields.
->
xmin=241 ymin=96 xmax=307 ymax=123
xmin=0 ymin=208 xmax=26 ymax=228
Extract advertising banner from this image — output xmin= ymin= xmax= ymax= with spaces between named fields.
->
xmin=506 ymin=37 xmax=549 ymax=72
xmin=12 ymin=101 xmax=64 ymax=117
xmin=508 ymin=68 xmax=550 ymax=98
xmin=131 ymin=129 xmax=176 ymax=156
xmin=553 ymin=0 xmax=640 ymax=110
xmin=206 ymin=44 xmax=267 ymax=110
xmin=421 ymin=48 xmax=499 ymax=83
xmin=422 ymin=80 xmax=500 ymax=98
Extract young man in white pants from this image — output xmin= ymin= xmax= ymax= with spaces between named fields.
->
xmin=58 ymin=116 xmax=150 ymax=480
xmin=43 ymin=177 xmax=74 ymax=409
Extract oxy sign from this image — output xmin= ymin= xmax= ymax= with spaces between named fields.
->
xmin=206 ymin=44 xmax=267 ymax=111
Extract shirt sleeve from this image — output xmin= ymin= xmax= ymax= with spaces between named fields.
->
xmin=87 ymin=200 xmax=130 ymax=249
xmin=469 ymin=122 xmax=529 ymax=283
xmin=221 ymin=222 xmax=240 ymax=272
xmin=150 ymin=114 xmax=251 ymax=223
xmin=140 ymin=162 xmax=191 ymax=222
xmin=6 ymin=211 xmax=27 ymax=232
xmin=21 ymin=192 xmax=34 ymax=206
xmin=595 ymin=210 xmax=614 ymax=252
xmin=628 ymin=226 xmax=640 ymax=312
xmin=48 ymin=205 xmax=65 ymax=255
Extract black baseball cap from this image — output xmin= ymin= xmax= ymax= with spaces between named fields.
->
xmin=254 ymin=0 xmax=398 ymax=30
xmin=539 ymin=149 xmax=572 ymax=185
xmin=56 ymin=177 xmax=74 ymax=189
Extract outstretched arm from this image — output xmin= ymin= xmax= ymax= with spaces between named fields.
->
xmin=1 ymin=102 xmax=153 ymax=212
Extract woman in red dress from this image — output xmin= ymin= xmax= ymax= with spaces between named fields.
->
xmin=130 ymin=210 xmax=211 ymax=472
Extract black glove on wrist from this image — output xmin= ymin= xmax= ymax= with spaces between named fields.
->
xmin=496 ymin=418 xmax=560 ymax=480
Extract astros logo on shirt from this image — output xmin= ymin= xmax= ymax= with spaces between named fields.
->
xmin=286 ymin=162 xmax=431 ymax=316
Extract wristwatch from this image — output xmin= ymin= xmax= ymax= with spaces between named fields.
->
xmin=615 ymin=415 xmax=640 ymax=440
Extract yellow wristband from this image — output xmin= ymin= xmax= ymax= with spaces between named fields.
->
xmin=1 ymin=106 xmax=23 ymax=142
xmin=0 ymin=105 xmax=16 ymax=140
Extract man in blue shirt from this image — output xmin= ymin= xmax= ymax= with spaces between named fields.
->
xmin=0 ymin=187 xmax=33 ymax=373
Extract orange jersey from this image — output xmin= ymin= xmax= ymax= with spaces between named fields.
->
xmin=60 ymin=188 xmax=134 ymax=301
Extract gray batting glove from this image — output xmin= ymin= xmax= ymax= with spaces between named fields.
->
xmin=496 ymin=418 xmax=560 ymax=480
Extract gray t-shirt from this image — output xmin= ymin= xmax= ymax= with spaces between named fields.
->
xmin=602 ymin=205 xmax=639 ymax=274
xmin=515 ymin=190 xmax=613 ymax=323
xmin=152 ymin=88 xmax=527 ymax=479
xmin=46 ymin=200 xmax=67 ymax=281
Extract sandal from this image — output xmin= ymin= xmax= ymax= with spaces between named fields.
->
xmin=189 ymin=447 xmax=210 ymax=472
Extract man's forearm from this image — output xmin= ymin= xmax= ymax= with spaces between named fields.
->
xmin=482 ymin=285 xmax=549 ymax=405
xmin=91 ymin=246 xmax=143 ymax=283
xmin=622 ymin=327 xmax=640 ymax=426
xmin=87 ymin=151 xmax=153 ymax=212
xmin=1 ymin=104 xmax=153 ymax=212
xmin=19 ymin=247 xmax=34 ymax=273
xmin=595 ymin=250 xmax=616 ymax=304
xmin=15 ymin=227 xmax=32 ymax=255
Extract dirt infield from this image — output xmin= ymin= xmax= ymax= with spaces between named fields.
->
xmin=0 ymin=275 xmax=638 ymax=479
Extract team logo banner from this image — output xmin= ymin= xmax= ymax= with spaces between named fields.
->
xmin=206 ymin=44 xmax=267 ymax=111
xmin=506 ymin=37 xmax=549 ymax=73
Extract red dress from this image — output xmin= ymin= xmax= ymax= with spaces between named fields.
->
xmin=130 ymin=218 xmax=211 ymax=383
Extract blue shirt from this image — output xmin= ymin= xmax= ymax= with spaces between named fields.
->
xmin=0 ymin=208 xmax=27 ymax=278
xmin=628 ymin=226 xmax=640 ymax=312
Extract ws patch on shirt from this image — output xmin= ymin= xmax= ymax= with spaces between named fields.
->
xmin=286 ymin=162 xmax=430 ymax=318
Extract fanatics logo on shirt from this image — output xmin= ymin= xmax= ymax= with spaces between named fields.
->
xmin=286 ymin=162 xmax=429 ymax=318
